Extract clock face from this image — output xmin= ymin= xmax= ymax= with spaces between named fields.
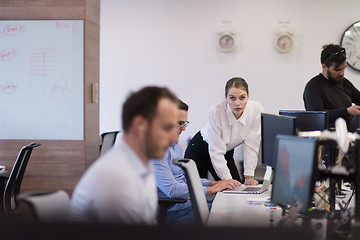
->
xmin=341 ymin=21 xmax=360 ymax=71
xmin=218 ymin=34 xmax=235 ymax=52
xmin=275 ymin=34 xmax=294 ymax=53
xmin=277 ymin=35 xmax=293 ymax=52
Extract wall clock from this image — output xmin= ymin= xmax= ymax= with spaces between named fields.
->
xmin=341 ymin=21 xmax=360 ymax=71
xmin=218 ymin=32 xmax=236 ymax=52
xmin=274 ymin=27 xmax=294 ymax=53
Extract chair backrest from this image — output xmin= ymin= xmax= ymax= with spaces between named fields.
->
xmin=99 ymin=131 xmax=120 ymax=155
xmin=3 ymin=142 xmax=41 ymax=215
xmin=17 ymin=190 xmax=70 ymax=222
xmin=172 ymin=158 xmax=209 ymax=225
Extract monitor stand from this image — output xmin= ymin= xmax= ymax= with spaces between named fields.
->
xmin=335 ymin=182 xmax=346 ymax=198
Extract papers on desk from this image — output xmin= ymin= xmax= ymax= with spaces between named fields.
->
xmin=263 ymin=203 xmax=282 ymax=211
xmin=247 ymin=197 xmax=282 ymax=211
xmin=247 ymin=197 xmax=271 ymax=205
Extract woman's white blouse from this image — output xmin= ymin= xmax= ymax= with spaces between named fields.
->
xmin=200 ymin=99 xmax=264 ymax=179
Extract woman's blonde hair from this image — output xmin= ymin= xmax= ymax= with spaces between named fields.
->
xmin=225 ymin=77 xmax=249 ymax=97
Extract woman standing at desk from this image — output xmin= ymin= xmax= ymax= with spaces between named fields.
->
xmin=184 ymin=77 xmax=263 ymax=185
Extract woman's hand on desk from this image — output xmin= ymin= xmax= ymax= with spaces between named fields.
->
xmin=207 ymin=179 xmax=241 ymax=195
xmin=244 ymin=178 xmax=258 ymax=185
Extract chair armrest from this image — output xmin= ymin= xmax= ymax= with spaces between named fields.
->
xmin=158 ymin=197 xmax=187 ymax=206
xmin=157 ymin=198 xmax=187 ymax=224
xmin=0 ymin=171 xmax=10 ymax=182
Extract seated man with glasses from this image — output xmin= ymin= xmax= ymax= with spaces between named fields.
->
xmin=150 ymin=99 xmax=241 ymax=224
xmin=303 ymin=43 xmax=360 ymax=129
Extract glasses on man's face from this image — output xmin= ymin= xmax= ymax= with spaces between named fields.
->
xmin=325 ymin=48 xmax=346 ymax=60
xmin=178 ymin=121 xmax=189 ymax=128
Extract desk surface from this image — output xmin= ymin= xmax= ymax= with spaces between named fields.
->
xmin=208 ymin=184 xmax=356 ymax=228
xmin=207 ymin=185 xmax=283 ymax=227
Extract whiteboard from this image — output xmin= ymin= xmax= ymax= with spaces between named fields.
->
xmin=0 ymin=20 xmax=84 ymax=140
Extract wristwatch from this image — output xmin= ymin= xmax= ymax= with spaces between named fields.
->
xmin=244 ymin=175 xmax=254 ymax=179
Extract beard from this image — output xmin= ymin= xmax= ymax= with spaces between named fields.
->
xmin=143 ymin=130 xmax=167 ymax=159
xmin=327 ymin=69 xmax=344 ymax=84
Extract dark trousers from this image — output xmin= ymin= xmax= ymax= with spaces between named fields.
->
xmin=184 ymin=131 xmax=241 ymax=182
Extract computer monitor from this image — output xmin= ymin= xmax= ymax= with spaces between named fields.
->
xmin=279 ymin=110 xmax=329 ymax=131
xmin=271 ymin=135 xmax=318 ymax=213
xmin=350 ymin=115 xmax=360 ymax=133
xmin=261 ymin=113 xmax=296 ymax=168
xmin=353 ymin=139 xmax=360 ymax=220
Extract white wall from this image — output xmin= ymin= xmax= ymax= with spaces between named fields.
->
xmin=99 ymin=0 xmax=360 ymax=148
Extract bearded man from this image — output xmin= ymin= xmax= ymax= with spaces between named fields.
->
xmin=303 ymin=44 xmax=360 ymax=129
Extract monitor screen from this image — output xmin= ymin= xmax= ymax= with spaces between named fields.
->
xmin=350 ymin=115 xmax=360 ymax=133
xmin=261 ymin=113 xmax=296 ymax=168
xmin=353 ymin=139 xmax=360 ymax=219
xmin=279 ymin=110 xmax=328 ymax=131
xmin=271 ymin=135 xmax=317 ymax=213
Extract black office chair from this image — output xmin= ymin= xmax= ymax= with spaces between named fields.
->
xmin=2 ymin=142 xmax=41 ymax=216
xmin=0 ymin=171 xmax=10 ymax=219
xmin=99 ymin=131 xmax=120 ymax=155
xmin=157 ymin=197 xmax=187 ymax=225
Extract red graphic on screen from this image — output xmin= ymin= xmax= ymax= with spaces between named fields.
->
xmin=30 ymin=47 xmax=57 ymax=84
xmin=2 ymin=25 xmax=25 ymax=36
xmin=0 ymin=82 xmax=17 ymax=94
xmin=0 ymin=48 xmax=17 ymax=61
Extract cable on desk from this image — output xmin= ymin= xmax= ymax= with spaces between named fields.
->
xmin=344 ymin=190 xmax=355 ymax=209
xmin=315 ymin=191 xmax=330 ymax=207
xmin=335 ymin=198 xmax=344 ymax=210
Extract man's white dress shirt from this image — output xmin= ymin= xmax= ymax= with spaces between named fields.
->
xmin=70 ymin=135 xmax=157 ymax=225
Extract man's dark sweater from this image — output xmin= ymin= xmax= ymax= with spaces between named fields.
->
xmin=303 ymin=73 xmax=360 ymax=128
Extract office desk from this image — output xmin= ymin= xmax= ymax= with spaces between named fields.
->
xmin=208 ymin=185 xmax=283 ymax=227
xmin=208 ymin=184 xmax=355 ymax=233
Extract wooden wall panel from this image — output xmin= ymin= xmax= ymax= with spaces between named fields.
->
xmin=0 ymin=0 xmax=86 ymax=20
xmin=0 ymin=0 xmax=100 ymax=195
xmin=85 ymin=0 xmax=101 ymax=168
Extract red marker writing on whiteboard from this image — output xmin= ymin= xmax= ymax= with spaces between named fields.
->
xmin=0 ymin=48 xmax=17 ymax=61
xmin=0 ymin=82 xmax=17 ymax=95
xmin=3 ymin=24 xmax=25 ymax=36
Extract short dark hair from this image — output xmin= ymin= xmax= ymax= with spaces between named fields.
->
xmin=122 ymin=86 xmax=177 ymax=132
xmin=225 ymin=77 xmax=249 ymax=97
xmin=177 ymin=99 xmax=189 ymax=111
xmin=321 ymin=44 xmax=346 ymax=68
